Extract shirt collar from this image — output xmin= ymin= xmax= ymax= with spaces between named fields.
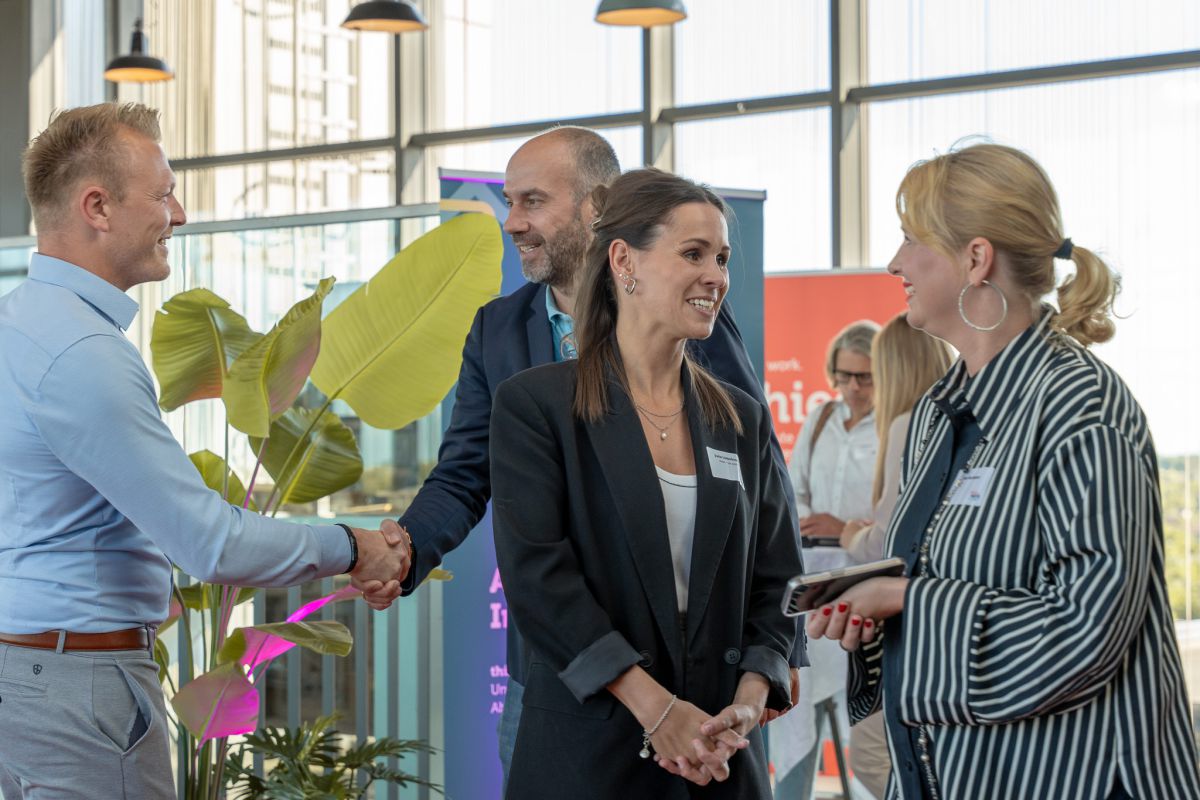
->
xmin=929 ymin=305 xmax=1063 ymax=436
xmin=544 ymin=285 xmax=572 ymax=326
xmin=28 ymin=253 xmax=140 ymax=331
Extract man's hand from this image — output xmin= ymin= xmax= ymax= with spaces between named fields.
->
xmin=349 ymin=519 xmax=412 ymax=610
xmin=759 ymin=667 xmax=800 ymax=726
xmin=799 ymin=513 xmax=845 ymax=539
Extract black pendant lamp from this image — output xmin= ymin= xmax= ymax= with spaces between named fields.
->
xmin=595 ymin=0 xmax=687 ymax=27
xmin=104 ymin=18 xmax=173 ymax=83
xmin=341 ymin=0 xmax=428 ymax=33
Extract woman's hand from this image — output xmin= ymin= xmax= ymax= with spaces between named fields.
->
xmin=649 ymin=698 xmax=727 ymax=785
xmin=806 ymin=576 xmax=909 ymax=650
xmin=840 ymin=518 xmax=872 ymax=550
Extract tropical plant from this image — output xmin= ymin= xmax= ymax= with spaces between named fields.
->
xmin=224 ymin=712 xmax=441 ymax=799
xmin=149 ymin=214 xmax=502 ymax=799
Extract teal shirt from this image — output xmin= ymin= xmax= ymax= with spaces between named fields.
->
xmin=545 ymin=286 xmax=577 ymax=362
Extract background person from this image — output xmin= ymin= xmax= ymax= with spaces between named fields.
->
xmin=775 ymin=319 xmax=879 ymax=799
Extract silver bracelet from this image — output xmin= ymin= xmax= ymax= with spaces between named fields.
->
xmin=639 ymin=694 xmax=677 ymax=759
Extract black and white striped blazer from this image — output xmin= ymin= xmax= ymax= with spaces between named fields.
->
xmin=848 ymin=308 xmax=1200 ymax=799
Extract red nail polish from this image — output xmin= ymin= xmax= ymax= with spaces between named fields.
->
xmin=864 ymin=619 xmax=874 ymax=628
xmin=837 ymin=603 xmax=848 ymax=613
xmin=851 ymin=617 xmax=862 ymax=626
xmin=822 ymin=606 xmax=832 ymax=616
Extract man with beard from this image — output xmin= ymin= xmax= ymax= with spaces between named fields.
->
xmin=362 ymin=127 xmax=799 ymax=782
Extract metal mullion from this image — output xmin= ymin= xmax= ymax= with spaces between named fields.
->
xmin=659 ymin=90 xmax=837 ymax=124
xmin=170 ymin=136 xmax=397 ymax=171
xmin=175 ymin=202 xmax=439 ymax=236
xmin=848 ymin=49 xmax=1200 ymax=104
xmin=408 ymin=111 xmax=644 ymax=148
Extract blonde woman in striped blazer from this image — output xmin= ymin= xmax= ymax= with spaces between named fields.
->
xmin=806 ymin=143 xmax=1200 ymax=799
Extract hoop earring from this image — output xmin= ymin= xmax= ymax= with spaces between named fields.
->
xmin=958 ymin=280 xmax=1007 ymax=332
xmin=622 ymin=274 xmax=637 ymax=295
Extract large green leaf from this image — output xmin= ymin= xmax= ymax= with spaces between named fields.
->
xmin=218 ymin=620 xmax=353 ymax=668
xmin=224 ymin=277 xmax=335 ymax=437
xmin=176 ymin=583 xmax=258 ymax=611
xmin=310 ymin=213 xmax=502 ymax=429
xmin=150 ymin=288 xmax=261 ymax=411
xmin=188 ymin=449 xmax=257 ymax=510
xmin=249 ymin=407 xmax=363 ymax=505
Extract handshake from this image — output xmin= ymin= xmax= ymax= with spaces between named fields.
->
xmin=346 ymin=519 xmax=413 ymax=610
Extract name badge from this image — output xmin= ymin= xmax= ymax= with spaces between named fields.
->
xmin=947 ymin=467 xmax=995 ymax=507
xmin=706 ymin=447 xmax=744 ymax=489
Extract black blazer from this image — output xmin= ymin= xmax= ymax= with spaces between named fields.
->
xmin=399 ymin=280 xmax=804 ymax=680
xmin=490 ymin=360 xmax=802 ymax=800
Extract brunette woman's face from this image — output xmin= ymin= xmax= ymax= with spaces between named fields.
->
xmin=619 ymin=202 xmax=731 ymax=342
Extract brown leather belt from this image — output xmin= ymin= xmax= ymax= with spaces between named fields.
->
xmin=0 ymin=627 xmax=152 ymax=651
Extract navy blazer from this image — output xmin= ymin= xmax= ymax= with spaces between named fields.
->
xmin=490 ymin=361 xmax=801 ymax=799
xmin=399 ymin=280 xmax=802 ymax=679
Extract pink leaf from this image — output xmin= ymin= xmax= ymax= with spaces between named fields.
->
xmin=240 ymin=584 xmax=359 ymax=671
xmin=170 ymin=662 xmax=259 ymax=744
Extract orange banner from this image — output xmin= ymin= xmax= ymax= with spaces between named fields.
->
xmin=763 ymin=270 xmax=908 ymax=462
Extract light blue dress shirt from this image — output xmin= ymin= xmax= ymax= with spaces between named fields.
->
xmin=0 ymin=254 xmax=351 ymax=634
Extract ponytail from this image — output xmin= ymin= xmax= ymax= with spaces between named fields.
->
xmin=1052 ymin=245 xmax=1119 ymax=346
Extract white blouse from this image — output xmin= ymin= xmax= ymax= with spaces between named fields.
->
xmin=656 ymin=466 xmax=697 ymax=613
xmin=787 ymin=398 xmax=877 ymax=524
xmin=845 ymin=411 xmax=911 ymax=564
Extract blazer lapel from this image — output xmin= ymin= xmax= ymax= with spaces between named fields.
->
xmin=586 ymin=378 xmax=685 ymax=673
xmin=524 ymin=283 xmax=554 ymax=367
xmin=683 ymin=369 xmax=740 ymax=650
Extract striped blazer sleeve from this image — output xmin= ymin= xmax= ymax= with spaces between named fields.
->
xmin=897 ymin=422 xmax=1153 ymax=727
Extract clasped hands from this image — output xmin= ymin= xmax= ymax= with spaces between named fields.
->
xmin=646 ymin=673 xmax=771 ymax=786
xmin=347 ymin=519 xmax=412 ymax=610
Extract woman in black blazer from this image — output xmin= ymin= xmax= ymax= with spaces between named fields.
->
xmin=490 ymin=168 xmax=802 ymax=799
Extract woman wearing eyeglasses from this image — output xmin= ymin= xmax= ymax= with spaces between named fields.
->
xmin=786 ymin=320 xmax=881 ymax=549
xmin=775 ymin=319 xmax=880 ymax=799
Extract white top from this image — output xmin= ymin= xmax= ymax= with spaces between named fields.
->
xmin=787 ymin=398 xmax=877 ymax=523
xmin=845 ymin=411 xmax=912 ymax=564
xmin=656 ymin=466 xmax=697 ymax=613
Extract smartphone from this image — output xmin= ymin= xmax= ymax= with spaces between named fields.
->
xmin=780 ymin=557 xmax=907 ymax=617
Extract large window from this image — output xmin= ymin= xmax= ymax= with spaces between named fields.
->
xmin=866 ymin=0 xmax=1200 ymax=83
xmin=139 ymin=0 xmax=392 ymax=159
xmin=432 ymin=0 xmax=642 ymax=131
xmin=675 ymin=109 xmax=831 ymax=271
xmin=674 ymin=0 xmax=829 ymax=104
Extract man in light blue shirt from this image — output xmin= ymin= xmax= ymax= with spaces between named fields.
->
xmin=0 ymin=103 xmax=410 ymax=799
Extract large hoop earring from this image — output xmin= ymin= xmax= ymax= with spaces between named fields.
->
xmin=958 ymin=280 xmax=1007 ymax=332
